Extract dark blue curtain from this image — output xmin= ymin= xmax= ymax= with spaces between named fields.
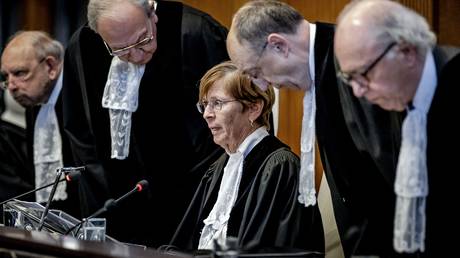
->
xmin=0 ymin=0 xmax=87 ymax=51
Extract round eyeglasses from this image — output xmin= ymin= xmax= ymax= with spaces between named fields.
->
xmin=196 ymin=99 xmax=240 ymax=114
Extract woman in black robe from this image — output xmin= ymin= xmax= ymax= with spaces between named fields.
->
xmin=170 ymin=61 xmax=322 ymax=253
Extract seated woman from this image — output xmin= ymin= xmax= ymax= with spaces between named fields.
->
xmin=170 ymin=61 xmax=322 ymax=253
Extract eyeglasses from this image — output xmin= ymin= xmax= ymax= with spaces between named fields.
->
xmin=196 ymin=99 xmax=240 ymax=114
xmin=337 ymin=42 xmax=397 ymax=85
xmin=0 ymin=57 xmax=46 ymax=90
xmin=103 ymin=20 xmax=154 ymax=57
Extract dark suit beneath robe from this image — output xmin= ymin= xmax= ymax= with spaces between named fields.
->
xmin=62 ymin=1 xmax=228 ymax=247
xmin=170 ymin=135 xmax=323 ymax=253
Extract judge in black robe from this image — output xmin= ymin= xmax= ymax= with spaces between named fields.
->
xmin=170 ymin=61 xmax=322 ymax=253
xmin=62 ymin=0 xmax=228 ymax=246
xmin=0 ymin=32 xmax=78 ymax=218
xmin=334 ymin=1 xmax=460 ymax=255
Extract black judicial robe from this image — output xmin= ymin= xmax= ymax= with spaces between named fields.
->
xmin=0 ymin=119 xmax=33 ymax=205
xmin=0 ymin=93 xmax=33 ymax=207
xmin=422 ymin=51 xmax=460 ymax=256
xmin=170 ymin=135 xmax=323 ymax=253
xmin=311 ymin=23 xmax=394 ymax=256
xmin=62 ymin=1 xmax=228 ymax=246
xmin=315 ymin=23 xmax=404 ymax=256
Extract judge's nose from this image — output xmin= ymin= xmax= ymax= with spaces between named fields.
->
xmin=350 ymin=81 xmax=368 ymax=98
xmin=124 ymin=48 xmax=145 ymax=64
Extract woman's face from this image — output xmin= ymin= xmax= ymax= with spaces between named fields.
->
xmin=202 ymin=79 xmax=254 ymax=153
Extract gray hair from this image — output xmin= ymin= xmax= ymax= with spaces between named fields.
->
xmin=6 ymin=31 xmax=64 ymax=62
xmin=231 ymin=0 xmax=303 ymax=52
xmin=87 ymin=0 xmax=152 ymax=32
xmin=338 ymin=0 xmax=436 ymax=53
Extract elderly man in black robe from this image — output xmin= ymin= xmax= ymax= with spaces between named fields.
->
xmin=62 ymin=0 xmax=228 ymax=246
xmin=335 ymin=0 xmax=460 ymax=256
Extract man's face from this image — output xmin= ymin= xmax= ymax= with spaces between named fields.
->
xmin=98 ymin=1 xmax=158 ymax=65
xmin=227 ymin=30 xmax=311 ymax=92
xmin=1 ymin=45 xmax=53 ymax=107
xmin=335 ymin=25 xmax=412 ymax=111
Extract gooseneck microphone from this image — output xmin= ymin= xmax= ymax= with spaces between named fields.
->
xmin=37 ymin=166 xmax=86 ymax=231
xmin=0 ymin=169 xmax=82 ymax=207
xmin=65 ymin=180 xmax=149 ymax=236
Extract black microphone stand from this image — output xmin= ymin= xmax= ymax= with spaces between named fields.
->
xmin=64 ymin=199 xmax=116 ymax=236
xmin=0 ymin=178 xmax=66 ymax=206
xmin=37 ymin=168 xmax=64 ymax=231
xmin=65 ymin=180 xmax=148 ymax=237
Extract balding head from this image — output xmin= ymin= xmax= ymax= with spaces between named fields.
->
xmin=1 ymin=31 xmax=63 ymax=107
xmin=334 ymin=0 xmax=435 ymax=111
xmin=336 ymin=0 xmax=435 ymax=59
xmin=3 ymin=31 xmax=64 ymax=63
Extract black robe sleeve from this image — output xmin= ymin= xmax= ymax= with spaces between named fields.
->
xmin=62 ymin=25 xmax=112 ymax=217
xmin=0 ymin=120 xmax=33 ymax=203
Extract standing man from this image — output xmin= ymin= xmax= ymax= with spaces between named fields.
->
xmin=335 ymin=0 xmax=460 ymax=256
xmin=0 ymin=31 xmax=78 ymax=216
xmin=62 ymin=0 xmax=228 ymax=246
xmin=227 ymin=0 xmax=404 ymax=256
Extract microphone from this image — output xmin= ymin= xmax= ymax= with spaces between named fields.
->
xmin=65 ymin=180 xmax=149 ymax=236
xmin=38 ymin=167 xmax=85 ymax=231
xmin=0 ymin=170 xmax=81 ymax=206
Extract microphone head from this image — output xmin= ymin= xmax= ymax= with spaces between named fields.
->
xmin=65 ymin=170 xmax=82 ymax=182
xmin=136 ymin=180 xmax=149 ymax=192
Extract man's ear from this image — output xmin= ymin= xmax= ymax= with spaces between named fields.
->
xmin=44 ymin=56 xmax=61 ymax=80
xmin=267 ymin=33 xmax=289 ymax=56
xmin=397 ymin=42 xmax=418 ymax=67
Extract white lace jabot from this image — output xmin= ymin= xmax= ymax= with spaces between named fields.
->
xmin=102 ymin=57 xmax=145 ymax=159
xmin=394 ymin=51 xmax=436 ymax=253
xmin=34 ymin=71 xmax=66 ymax=203
xmin=298 ymin=23 xmax=317 ymax=207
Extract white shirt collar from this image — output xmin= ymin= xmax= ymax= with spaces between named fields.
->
xmin=308 ymin=23 xmax=316 ymax=88
xmin=233 ymin=126 xmax=269 ymax=158
xmin=46 ymin=69 xmax=63 ymax=106
xmin=412 ymin=51 xmax=437 ymax=113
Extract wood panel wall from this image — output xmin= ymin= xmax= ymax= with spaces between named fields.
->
xmin=22 ymin=0 xmax=52 ymax=32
